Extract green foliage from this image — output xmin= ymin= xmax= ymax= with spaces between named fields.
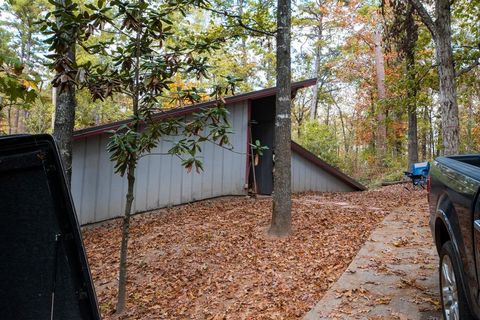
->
xmin=24 ymin=97 xmax=54 ymax=134
xmin=41 ymin=0 xmax=238 ymax=177
xmin=297 ymin=120 xmax=340 ymax=168
xmin=0 ymin=58 xmax=39 ymax=112
xmin=75 ymin=89 xmax=128 ymax=128
xmin=0 ymin=0 xmax=476 ymax=186
xmin=0 ymin=28 xmax=17 ymax=65
xmin=250 ymin=139 xmax=269 ymax=156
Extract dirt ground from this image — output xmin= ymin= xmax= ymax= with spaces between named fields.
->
xmin=82 ymin=185 xmax=428 ymax=319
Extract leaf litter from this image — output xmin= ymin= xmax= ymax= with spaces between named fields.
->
xmin=82 ymin=185 xmax=426 ymax=319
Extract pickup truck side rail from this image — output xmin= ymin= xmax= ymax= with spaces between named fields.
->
xmin=435 ymin=156 xmax=480 ymax=182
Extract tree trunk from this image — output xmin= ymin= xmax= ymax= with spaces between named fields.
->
xmin=333 ymin=98 xmax=349 ymax=153
xmin=369 ymin=91 xmax=376 ymax=152
xmin=409 ymin=0 xmax=460 ymax=156
xmin=116 ymin=27 xmax=142 ymax=314
xmin=54 ymin=76 xmax=76 ymax=183
xmin=436 ymin=119 xmax=442 ymax=157
xmin=7 ymin=105 xmax=12 ymax=134
xmin=374 ymin=24 xmax=387 ymax=157
xmin=269 ymin=0 xmax=292 ymax=237
xmin=393 ymin=109 xmax=403 ymax=156
xmin=407 ymin=97 xmax=418 ymax=167
xmin=53 ymin=2 xmax=77 ymax=183
xmin=14 ymin=108 xmax=20 ymax=133
xmin=325 ymin=103 xmax=330 ymax=126
xmin=466 ymin=96 xmax=473 ymax=152
xmin=18 ymin=21 xmax=34 ymax=134
xmin=421 ymin=106 xmax=428 ymax=160
xmin=238 ymin=0 xmax=248 ymax=67
xmin=116 ymin=161 xmax=136 ymax=313
xmin=310 ymin=21 xmax=323 ymax=120
xmin=435 ymin=0 xmax=459 ymax=155
xmin=405 ymin=4 xmax=418 ymax=169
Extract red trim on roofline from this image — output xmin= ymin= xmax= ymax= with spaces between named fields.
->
xmin=291 ymin=140 xmax=367 ymax=191
xmin=73 ymin=78 xmax=317 ymax=140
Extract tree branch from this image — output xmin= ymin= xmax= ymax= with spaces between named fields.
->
xmin=198 ymin=6 xmax=276 ymax=37
xmin=408 ymin=0 xmax=437 ymax=39
xmin=455 ymin=58 xmax=480 ymax=77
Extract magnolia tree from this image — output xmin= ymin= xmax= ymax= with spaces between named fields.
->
xmin=43 ymin=0 xmax=239 ymax=313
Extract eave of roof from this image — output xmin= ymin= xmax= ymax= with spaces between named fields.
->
xmin=73 ymin=78 xmax=316 ymax=140
xmin=291 ymin=140 xmax=367 ymax=191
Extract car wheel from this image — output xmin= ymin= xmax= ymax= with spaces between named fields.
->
xmin=439 ymin=241 xmax=472 ymax=320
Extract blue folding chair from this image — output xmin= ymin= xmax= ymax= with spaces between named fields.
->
xmin=404 ymin=161 xmax=430 ymax=189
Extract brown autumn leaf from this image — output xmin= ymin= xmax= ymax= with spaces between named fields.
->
xmin=81 ymin=185 xmax=427 ymax=319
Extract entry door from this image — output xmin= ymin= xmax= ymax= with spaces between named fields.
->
xmin=251 ymin=122 xmax=274 ymax=194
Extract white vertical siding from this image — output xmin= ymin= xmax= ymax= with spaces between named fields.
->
xmin=71 ymin=102 xmax=249 ymax=225
xmin=291 ymin=151 xmax=356 ymax=193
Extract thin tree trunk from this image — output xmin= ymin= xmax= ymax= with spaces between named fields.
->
xmin=333 ymin=115 xmax=339 ymax=157
xmin=116 ymin=27 xmax=142 ymax=314
xmin=7 ymin=105 xmax=12 ymax=134
xmin=270 ymin=0 xmax=292 ymax=237
xmin=369 ymin=91 xmax=376 ymax=152
xmin=310 ymin=21 xmax=323 ymax=120
xmin=333 ymin=97 xmax=349 ymax=153
xmin=436 ymin=119 xmax=442 ymax=157
xmin=116 ymin=161 xmax=136 ymax=313
xmin=325 ymin=103 xmax=330 ymax=126
xmin=405 ymin=4 xmax=418 ymax=169
xmin=407 ymin=99 xmax=418 ymax=167
xmin=466 ymin=96 xmax=473 ymax=152
xmin=19 ymin=22 xmax=33 ymax=133
xmin=393 ymin=109 xmax=403 ymax=156
xmin=14 ymin=108 xmax=20 ymax=133
xmin=374 ymin=24 xmax=387 ymax=158
xmin=429 ymin=107 xmax=434 ymax=158
xmin=421 ymin=106 xmax=428 ymax=160
xmin=238 ymin=0 xmax=247 ymax=66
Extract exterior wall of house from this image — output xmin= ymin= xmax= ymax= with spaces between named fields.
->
xmin=71 ymin=102 xmax=249 ymax=225
xmin=291 ymin=151 xmax=356 ymax=192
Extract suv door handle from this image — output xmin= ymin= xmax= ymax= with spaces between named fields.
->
xmin=474 ymin=220 xmax=480 ymax=232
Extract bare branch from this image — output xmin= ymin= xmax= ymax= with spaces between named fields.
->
xmin=408 ymin=0 xmax=437 ymax=39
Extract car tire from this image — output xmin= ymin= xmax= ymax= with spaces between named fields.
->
xmin=439 ymin=241 xmax=472 ymax=319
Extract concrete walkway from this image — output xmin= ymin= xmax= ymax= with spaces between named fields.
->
xmin=305 ymin=202 xmax=442 ymax=320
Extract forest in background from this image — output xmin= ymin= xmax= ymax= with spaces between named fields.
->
xmin=0 ymin=0 xmax=479 ymax=186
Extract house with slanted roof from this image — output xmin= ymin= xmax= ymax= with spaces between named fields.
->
xmin=71 ymin=79 xmax=366 ymax=225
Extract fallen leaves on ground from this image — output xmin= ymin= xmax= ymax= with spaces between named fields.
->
xmin=320 ymin=189 xmax=441 ymax=319
xmin=82 ymin=185 xmax=425 ymax=319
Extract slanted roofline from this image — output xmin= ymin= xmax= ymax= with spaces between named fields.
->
xmin=291 ymin=141 xmax=367 ymax=191
xmin=73 ymin=78 xmax=316 ymax=140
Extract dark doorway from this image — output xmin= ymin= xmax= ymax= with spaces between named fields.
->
xmin=249 ymin=96 xmax=275 ymax=194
